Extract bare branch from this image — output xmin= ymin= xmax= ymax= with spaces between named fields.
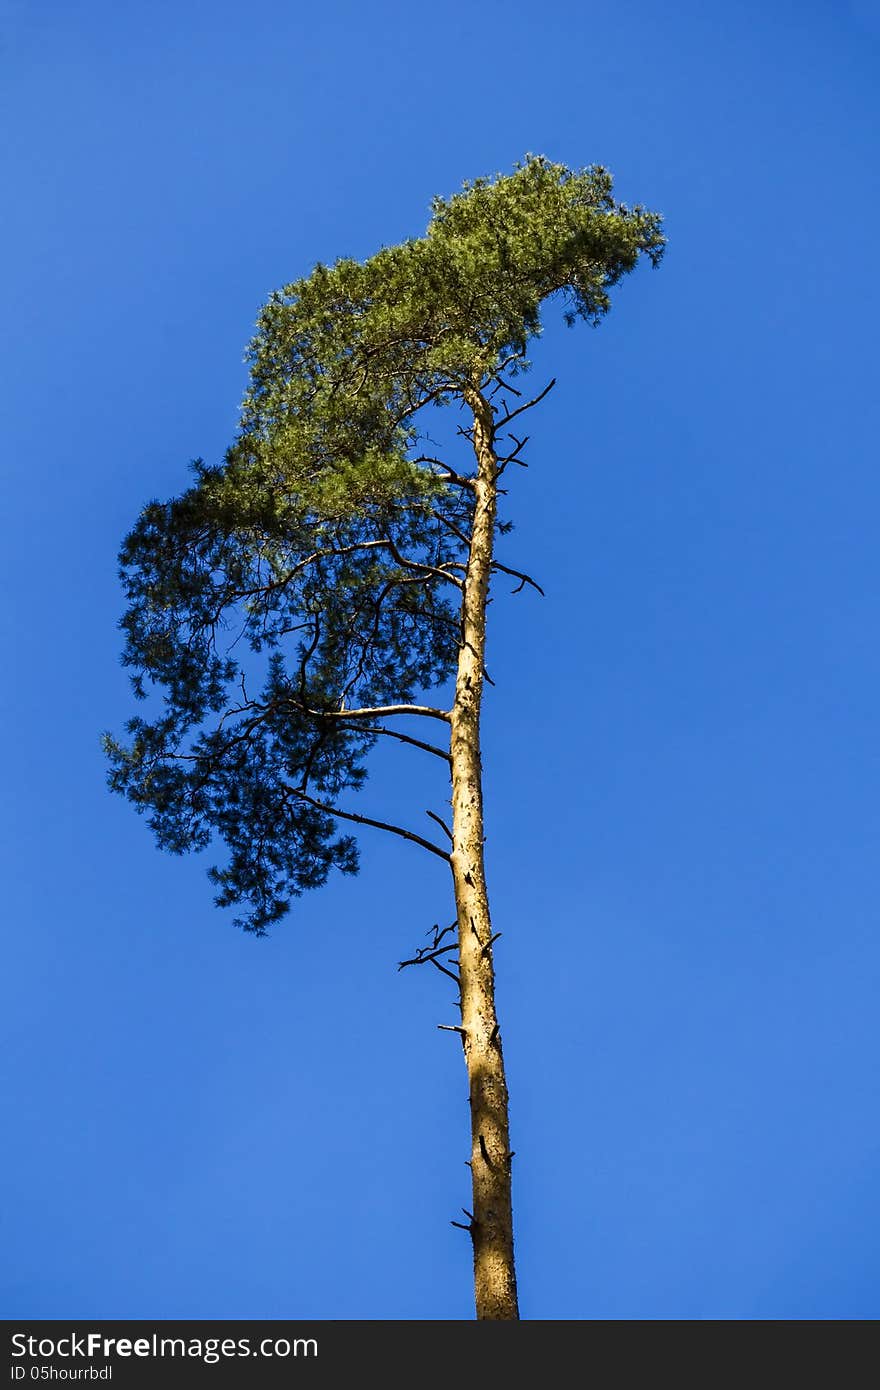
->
xmin=432 ymin=510 xmax=472 ymax=551
xmin=391 ymin=382 xmax=448 ymax=427
xmin=490 ymin=350 xmax=526 ymax=375
xmin=398 ymin=931 xmax=461 ymax=988
xmin=494 ymin=377 xmax=556 ymax=428
xmin=238 ymin=536 xmax=463 ymax=605
xmin=412 ymin=455 xmax=476 ymax=491
xmin=425 ymin=922 xmax=457 ymax=944
xmin=496 ymin=433 xmax=530 ymax=475
xmin=298 ymin=613 xmax=322 ymax=702
xmin=382 ymin=536 xmax=463 ymax=589
xmin=491 ymin=561 xmax=545 ymax=596
xmin=334 ymin=721 xmax=451 ymax=763
xmin=488 ymin=376 xmax=523 ymax=401
xmin=398 ymin=942 xmax=458 ymax=971
xmin=285 ymin=786 xmax=450 ymax=862
xmin=304 ymin=703 xmax=451 ymax=724
xmin=425 ymin=809 xmax=453 ymax=842
xmin=430 ymin=957 xmax=461 ymax=986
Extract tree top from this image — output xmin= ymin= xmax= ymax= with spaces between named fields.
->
xmin=243 ymin=154 xmax=664 ymax=463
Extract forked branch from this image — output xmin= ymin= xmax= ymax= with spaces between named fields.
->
xmin=398 ymin=920 xmax=461 ymax=986
xmin=494 ymin=377 xmax=556 ymax=428
xmin=491 ymin=561 xmax=545 ymax=596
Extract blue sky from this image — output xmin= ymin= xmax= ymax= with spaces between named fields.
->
xmin=2 ymin=0 xmax=879 ymax=1319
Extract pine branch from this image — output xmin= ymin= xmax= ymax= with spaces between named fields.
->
xmin=432 ymin=510 xmax=472 ymax=550
xmin=494 ymin=377 xmax=556 ymax=428
xmin=412 ymin=455 xmax=477 ymax=491
xmin=333 ymin=721 xmax=451 ymax=763
xmin=300 ymin=702 xmax=451 ymax=723
xmin=425 ymin=809 xmax=454 ymax=841
xmin=382 ymin=537 xmax=463 ymax=589
xmin=490 ymin=561 xmax=545 ymax=596
xmin=285 ymin=786 xmax=451 ymax=862
xmin=230 ymin=536 xmax=464 ymax=601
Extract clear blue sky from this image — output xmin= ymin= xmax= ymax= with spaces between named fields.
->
xmin=2 ymin=0 xmax=879 ymax=1320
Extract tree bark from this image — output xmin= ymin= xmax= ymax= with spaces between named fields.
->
xmin=449 ymin=383 xmax=519 ymax=1320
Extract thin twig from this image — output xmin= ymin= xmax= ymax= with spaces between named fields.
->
xmin=425 ymin=809 xmax=453 ymax=842
xmin=426 ymin=922 xmax=457 ymax=944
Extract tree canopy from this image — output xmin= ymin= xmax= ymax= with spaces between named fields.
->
xmin=105 ymin=155 xmax=664 ymax=932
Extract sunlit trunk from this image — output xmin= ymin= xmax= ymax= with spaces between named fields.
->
xmin=448 ymin=384 xmax=518 ymax=1320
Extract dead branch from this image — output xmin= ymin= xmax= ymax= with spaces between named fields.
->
xmin=432 ymin=510 xmax=472 ymax=551
xmin=334 ymin=721 xmax=451 ymax=763
xmin=430 ymin=957 xmax=461 ymax=986
xmin=494 ymin=377 xmax=556 ymax=428
xmin=398 ymin=942 xmax=458 ymax=971
xmin=285 ymin=786 xmax=450 ymax=862
xmin=426 ymin=809 xmax=453 ymax=841
xmin=491 ymin=561 xmax=545 ymax=596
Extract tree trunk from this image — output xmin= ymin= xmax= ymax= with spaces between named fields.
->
xmin=448 ymin=384 xmax=519 ymax=1320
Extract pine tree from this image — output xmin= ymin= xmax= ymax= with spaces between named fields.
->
xmin=105 ymin=155 xmax=664 ymax=1319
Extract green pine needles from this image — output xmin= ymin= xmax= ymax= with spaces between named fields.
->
xmin=105 ymin=155 xmax=664 ymax=936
